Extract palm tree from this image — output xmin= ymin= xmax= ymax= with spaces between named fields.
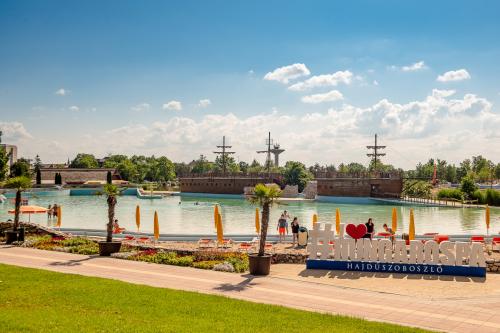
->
xmin=248 ymin=183 xmax=282 ymax=256
xmin=3 ymin=176 xmax=32 ymax=231
xmin=103 ymin=184 xmax=119 ymax=243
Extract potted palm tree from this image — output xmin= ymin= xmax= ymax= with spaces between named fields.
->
xmin=247 ymin=183 xmax=281 ymax=275
xmin=3 ymin=176 xmax=32 ymax=244
xmin=98 ymin=184 xmax=122 ymax=256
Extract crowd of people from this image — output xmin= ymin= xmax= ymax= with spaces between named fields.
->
xmin=276 ymin=213 xmax=396 ymax=246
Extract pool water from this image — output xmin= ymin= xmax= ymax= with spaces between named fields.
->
xmin=0 ymin=194 xmax=497 ymax=235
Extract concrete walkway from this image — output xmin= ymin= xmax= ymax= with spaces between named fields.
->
xmin=1 ymin=246 xmax=500 ymax=333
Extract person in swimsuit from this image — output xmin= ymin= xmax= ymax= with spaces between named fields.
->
xmin=364 ymin=218 xmax=375 ymax=239
xmin=277 ymin=214 xmax=288 ymax=242
xmin=291 ymin=217 xmax=300 ymax=246
xmin=383 ymin=223 xmax=395 ymax=242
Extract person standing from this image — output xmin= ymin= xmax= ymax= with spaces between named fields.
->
xmin=47 ymin=205 xmax=52 ymax=219
xmin=364 ymin=218 xmax=375 ymax=239
xmin=291 ymin=217 xmax=300 ymax=246
xmin=277 ymin=213 xmax=289 ymax=242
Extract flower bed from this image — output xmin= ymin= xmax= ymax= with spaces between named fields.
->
xmin=17 ymin=235 xmax=249 ymax=273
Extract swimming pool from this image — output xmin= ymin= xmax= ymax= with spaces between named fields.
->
xmin=0 ymin=192 xmax=497 ymax=235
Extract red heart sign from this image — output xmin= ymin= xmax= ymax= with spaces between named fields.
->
xmin=345 ymin=223 xmax=367 ymax=240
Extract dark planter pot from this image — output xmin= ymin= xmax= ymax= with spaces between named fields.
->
xmin=4 ymin=230 xmax=19 ymax=244
xmin=98 ymin=241 xmax=122 ymax=256
xmin=248 ymin=254 xmax=272 ymax=276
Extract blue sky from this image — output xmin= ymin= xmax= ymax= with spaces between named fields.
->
xmin=1 ymin=1 xmax=499 ymax=167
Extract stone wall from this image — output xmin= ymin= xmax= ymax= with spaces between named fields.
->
xmin=180 ymin=177 xmax=278 ymax=195
xmin=317 ymin=177 xmax=402 ymax=198
xmin=40 ymin=168 xmax=118 ymax=185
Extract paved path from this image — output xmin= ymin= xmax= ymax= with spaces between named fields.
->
xmin=1 ymin=246 xmax=500 ymax=333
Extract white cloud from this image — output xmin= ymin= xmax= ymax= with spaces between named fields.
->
xmin=162 ymin=100 xmax=182 ymax=111
xmin=197 ymin=99 xmax=211 ymax=108
xmin=55 ymin=88 xmax=69 ymax=96
xmin=131 ymin=103 xmax=151 ymax=112
xmin=301 ymin=90 xmax=343 ymax=104
xmin=373 ymin=80 xmax=379 ymax=86
xmin=437 ymin=69 xmax=471 ymax=82
xmin=69 ymin=106 xmax=79 ymax=112
xmin=288 ymin=71 xmax=353 ymax=91
xmin=402 ymin=61 xmax=427 ymax=72
xmin=0 ymin=122 xmax=33 ymax=141
xmin=263 ymin=63 xmax=310 ymax=84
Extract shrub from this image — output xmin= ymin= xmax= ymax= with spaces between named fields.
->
xmin=67 ymin=243 xmax=99 ymax=255
xmin=471 ymin=190 xmax=485 ymax=204
xmin=193 ymin=251 xmax=247 ymax=262
xmin=213 ymin=262 xmax=235 ymax=272
xmin=169 ymin=256 xmax=194 ymax=267
xmin=460 ymin=176 xmax=477 ymax=198
xmin=484 ymin=189 xmax=500 ymax=206
xmin=60 ymin=237 xmax=94 ymax=247
xmin=192 ymin=260 xmax=222 ymax=270
xmin=437 ymin=188 xmax=463 ymax=201
xmin=225 ymin=256 xmax=249 ymax=273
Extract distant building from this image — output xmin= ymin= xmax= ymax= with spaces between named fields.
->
xmin=39 ymin=167 xmax=122 ymax=185
xmin=0 ymin=144 xmax=18 ymax=173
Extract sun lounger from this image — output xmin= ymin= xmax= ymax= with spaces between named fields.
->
xmin=217 ymin=239 xmax=233 ymax=248
xmin=198 ymin=238 xmax=215 ymax=249
xmin=238 ymin=242 xmax=253 ymax=252
xmin=433 ymin=235 xmax=449 ymax=243
xmin=470 ymin=236 xmax=485 ymax=244
xmin=137 ymin=237 xmax=151 ymax=244
xmin=492 ymin=237 xmax=500 ymax=252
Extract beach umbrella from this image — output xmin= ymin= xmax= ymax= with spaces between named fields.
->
xmin=153 ymin=211 xmax=160 ymax=242
xmin=135 ymin=205 xmax=141 ymax=231
xmin=8 ymin=205 xmax=47 ymax=223
xmin=255 ymin=207 xmax=260 ymax=234
xmin=312 ymin=213 xmax=318 ymax=225
xmin=56 ymin=206 xmax=62 ymax=228
xmin=335 ymin=208 xmax=341 ymax=234
xmin=214 ymin=205 xmax=219 ymax=228
xmin=216 ymin=212 xmax=224 ymax=243
xmin=409 ymin=208 xmax=415 ymax=241
xmin=391 ymin=207 xmax=397 ymax=233
xmin=486 ymin=205 xmax=490 ymax=233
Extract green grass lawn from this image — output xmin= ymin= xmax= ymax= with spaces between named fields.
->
xmin=0 ymin=264 xmax=431 ymax=333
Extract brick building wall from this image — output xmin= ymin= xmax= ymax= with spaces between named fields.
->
xmin=180 ymin=177 xmax=277 ymax=195
xmin=317 ymin=177 xmax=402 ymax=198
xmin=40 ymin=168 xmax=118 ymax=185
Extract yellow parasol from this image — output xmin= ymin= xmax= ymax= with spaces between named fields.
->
xmin=214 ymin=205 xmax=219 ymax=228
xmin=312 ymin=213 xmax=318 ymax=225
xmin=153 ymin=211 xmax=159 ymax=242
xmin=409 ymin=208 xmax=415 ymax=241
xmin=391 ymin=207 xmax=397 ymax=234
xmin=255 ymin=207 xmax=260 ymax=234
xmin=216 ymin=212 xmax=224 ymax=243
xmin=335 ymin=208 xmax=341 ymax=233
xmin=486 ymin=205 xmax=490 ymax=232
xmin=56 ymin=206 xmax=62 ymax=228
xmin=135 ymin=205 xmax=141 ymax=231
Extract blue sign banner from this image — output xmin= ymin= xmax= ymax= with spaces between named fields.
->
xmin=306 ymin=259 xmax=486 ymax=277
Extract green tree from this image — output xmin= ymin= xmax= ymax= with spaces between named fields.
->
xmin=70 ymin=153 xmax=98 ymax=168
xmin=495 ymin=164 xmax=500 ymax=180
xmin=106 ymin=171 xmax=112 ymax=184
xmin=214 ymin=155 xmax=239 ymax=173
xmin=248 ymin=159 xmax=264 ymax=173
xmin=346 ymin=162 xmax=367 ymax=174
xmin=154 ymin=156 xmax=176 ymax=182
xmin=10 ymin=159 xmax=31 ymax=177
xmin=36 ymin=169 xmax=42 ymax=185
xmin=116 ymin=159 xmax=138 ymax=182
xmin=247 ymin=183 xmax=282 ymax=256
xmin=0 ymin=147 xmax=9 ymax=181
xmin=3 ymin=176 xmax=32 ymax=231
xmin=282 ymin=161 xmax=312 ymax=192
xmin=103 ymin=155 xmax=128 ymax=168
xmin=460 ymin=176 xmax=478 ymax=198
xmin=191 ymin=155 xmax=214 ymax=174
xmin=238 ymin=161 xmax=249 ymax=173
